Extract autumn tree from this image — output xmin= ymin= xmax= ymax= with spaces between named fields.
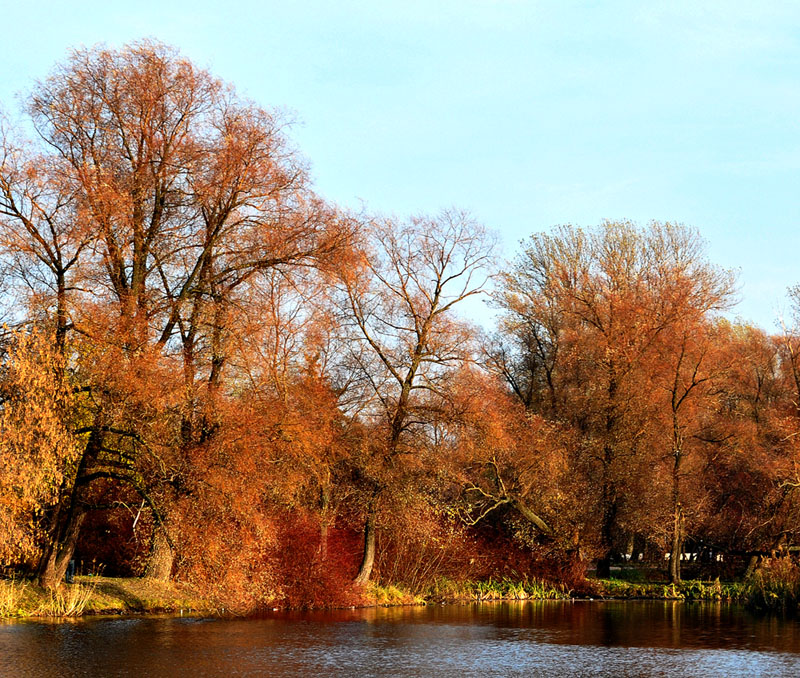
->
xmin=495 ymin=221 xmax=735 ymax=576
xmin=652 ymin=321 xmax=727 ymax=582
xmin=0 ymin=40 xmax=346 ymax=587
xmin=682 ymin=322 xmax=800 ymax=574
xmin=699 ymin=301 xmax=800 ymax=569
xmin=0 ymin=329 xmax=80 ymax=568
xmin=334 ymin=210 xmax=495 ymax=584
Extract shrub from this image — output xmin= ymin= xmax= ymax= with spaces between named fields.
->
xmin=272 ymin=512 xmax=362 ymax=608
xmin=745 ymin=556 xmax=800 ymax=611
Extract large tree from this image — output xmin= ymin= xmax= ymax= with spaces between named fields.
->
xmin=334 ymin=210 xmax=495 ymax=584
xmin=494 ymin=221 xmax=735 ymax=576
xmin=0 ymin=40 xmax=345 ymax=587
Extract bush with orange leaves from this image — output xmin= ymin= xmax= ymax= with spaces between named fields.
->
xmin=271 ymin=511 xmax=363 ymax=608
xmin=168 ymin=492 xmax=279 ymax=614
xmin=0 ymin=329 xmax=81 ymax=569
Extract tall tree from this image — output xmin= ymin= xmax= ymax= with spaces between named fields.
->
xmin=495 ymin=221 xmax=734 ymax=576
xmin=335 ymin=210 xmax=495 ymax=584
xmin=0 ymin=40 xmax=345 ymax=586
xmin=654 ymin=322 xmax=725 ymax=582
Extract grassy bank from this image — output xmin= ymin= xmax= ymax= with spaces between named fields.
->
xmin=0 ymin=576 xmax=212 ymax=618
xmin=365 ymin=576 xmax=569 ymax=606
xmin=593 ymin=578 xmax=748 ymax=601
xmin=4 ymin=571 xmax=799 ymax=619
xmin=369 ymin=574 xmax=800 ymax=609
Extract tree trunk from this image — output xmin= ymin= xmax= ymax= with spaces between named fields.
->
xmin=511 ymin=497 xmax=552 ymax=536
xmin=744 ymin=554 xmax=760 ymax=579
xmin=669 ymin=503 xmax=684 ymax=584
xmin=38 ymin=510 xmax=86 ymax=590
xmin=669 ymin=414 xmax=684 ymax=584
xmin=596 ymin=480 xmax=617 ymax=579
xmin=354 ymin=510 xmax=376 ymax=585
xmin=38 ymin=427 xmax=101 ymax=588
xmin=319 ymin=485 xmax=330 ymax=561
xmin=596 ymin=556 xmax=612 ymax=579
xmin=319 ymin=522 xmax=329 ymax=562
xmin=36 ymin=498 xmax=66 ymax=581
xmin=145 ymin=527 xmax=174 ymax=581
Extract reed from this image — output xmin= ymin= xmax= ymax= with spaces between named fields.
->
xmin=428 ymin=575 xmax=569 ymax=602
xmin=596 ymin=578 xmax=747 ymax=601
xmin=744 ymin=557 xmax=800 ymax=611
xmin=0 ymin=578 xmax=26 ymax=617
xmin=39 ymin=579 xmax=98 ymax=617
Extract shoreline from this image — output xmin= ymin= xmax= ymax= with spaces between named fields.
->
xmin=0 ymin=576 xmax=214 ymax=620
xmin=1 ymin=575 xmax=766 ymax=621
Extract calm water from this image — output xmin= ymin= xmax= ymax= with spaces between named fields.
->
xmin=3 ymin=601 xmax=800 ymax=677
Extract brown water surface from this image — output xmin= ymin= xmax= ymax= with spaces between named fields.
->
xmin=2 ymin=601 xmax=800 ymax=676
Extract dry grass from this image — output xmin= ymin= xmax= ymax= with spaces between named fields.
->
xmin=365 ymin=582 xmax=425 ymax=606
xmin=81 ymin=576 xmax=211 ymax=614
xmin=0 ymin=576 xmax=212 ymax=619
xmin=41 ymin=580 xmax=98 ymax=616
xmin=0 ymin=577 xmax=27 ymax=617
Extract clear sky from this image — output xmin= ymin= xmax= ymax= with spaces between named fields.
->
xmin=1 ymin=1 xmax=798 ymax=329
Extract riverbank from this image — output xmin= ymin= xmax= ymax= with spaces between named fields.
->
xmin=415 ymin=577 xmax=747 ymax=603
xmin=0 ymin=576 xmax=213 ymax=618
xmin=2 ymin=573 xmax=795 ymax=619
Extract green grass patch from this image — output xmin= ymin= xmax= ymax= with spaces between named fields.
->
xmin=593 ymin=578 xmax=747 ymax=601
xmin=426 ymin=576 xmax=570 ymax=602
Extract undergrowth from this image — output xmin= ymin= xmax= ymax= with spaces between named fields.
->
xmin=596 ymin=578 xmax=747 ymax=601
xmin=744 ymin=557 xmax=800 ymax=611
xmin=428 ymin=575 xmax=570 ymax=602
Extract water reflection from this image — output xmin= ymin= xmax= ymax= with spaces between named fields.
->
xmin=2 ymin=602 xmax=800 ymax=677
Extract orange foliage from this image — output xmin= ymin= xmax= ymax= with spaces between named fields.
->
xmin=4 ymin=41 xmax=800 ymax=604
xmin=0 ymin=329 xmax=80 ymax=567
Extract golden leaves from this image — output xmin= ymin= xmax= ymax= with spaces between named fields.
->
xmin=0 ymin=328 xmax=81 ymax=565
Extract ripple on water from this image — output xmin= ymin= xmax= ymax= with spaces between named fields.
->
xmin=2 ymin=601 xmax=800 ymax=677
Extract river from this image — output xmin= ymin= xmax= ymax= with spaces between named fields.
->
xmin=2 ymin=600 xmax=800 ymax=677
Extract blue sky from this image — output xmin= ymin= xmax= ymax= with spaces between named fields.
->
xmin=1 ymin=1 xmax=798 ymax=329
